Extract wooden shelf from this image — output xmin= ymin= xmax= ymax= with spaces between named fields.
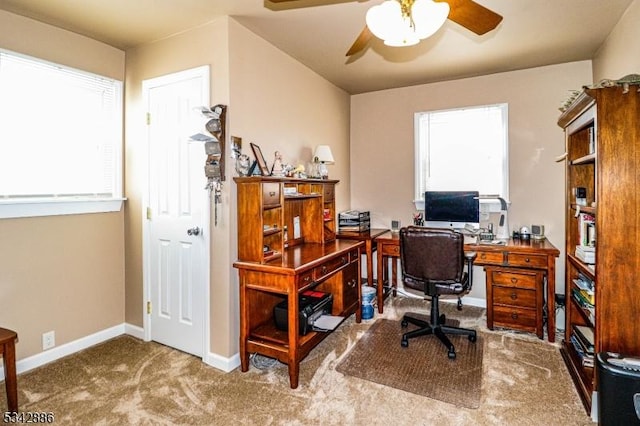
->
xmin=263 ymin=228 xmax=281 ymax=237
xmin=571 ymin=153 xmax=596 ymax=165
xmin=567 ymin=254 xmax=595 ymax=280
xmin=570 ymin=204 xmax=596 ymax=215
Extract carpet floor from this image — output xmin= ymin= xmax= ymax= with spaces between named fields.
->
xmin=1 ymin=296 xmax=593 ymax=425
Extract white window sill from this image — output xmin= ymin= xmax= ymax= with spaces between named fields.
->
xmin=0 ymin=198 xmax=126 ymax=219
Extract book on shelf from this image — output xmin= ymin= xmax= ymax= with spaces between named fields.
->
xmin=570 ymin=335 xmax=595 ymax=367
xmin=575 ymin=245 xmax=595 ymax=264
xmin=573 ymin=273 xmax=594 ymax=292
xmin=572 ymin=325 xmax=595 ymax=354
xmin=577 ymin=213 xmax=596 ymax=247
xmin=572 ymin=288 xmax=594 ymax=308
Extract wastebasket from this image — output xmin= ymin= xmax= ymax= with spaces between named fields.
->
xmin=596 ymin=352 xmax=640 ymax=425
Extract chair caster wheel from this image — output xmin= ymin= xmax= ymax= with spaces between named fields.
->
xmin=401 ymin=320 xmax=408 ymax=328
xmin=401 ymin=338 xmax=409 ymax=348
xmin=448 ymin=350 xmax=456 ymax=359
xmin=439 ymin=314 xmax=446 ymax=324
xmin=468 ymin=334 xmax=477 ymax=343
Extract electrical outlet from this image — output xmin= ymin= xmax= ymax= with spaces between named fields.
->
xmin=42 ymin=331 xmax=55 ymax=350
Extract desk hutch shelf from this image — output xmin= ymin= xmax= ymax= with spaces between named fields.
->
xmin=558 ymin=86 xmax=640 ymax=415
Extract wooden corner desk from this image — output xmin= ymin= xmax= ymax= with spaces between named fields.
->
xmin=374 ymin=231 xmax=560 ymax=342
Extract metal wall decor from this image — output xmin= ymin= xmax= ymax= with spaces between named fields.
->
xmin=191 ymin=104 xmax=227 ymax=225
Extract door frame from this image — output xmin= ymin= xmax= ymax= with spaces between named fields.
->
xmin=140 ymin=65 xmax=211 ymax=360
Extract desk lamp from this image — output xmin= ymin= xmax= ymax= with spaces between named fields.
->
xmin=314 ymin=145 xmax=334 ymax=179
xmin=479 ymin=195 xmax=510 ymax=240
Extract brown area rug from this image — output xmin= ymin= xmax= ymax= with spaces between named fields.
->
xmin=336 ymin=318 xmax=483 ymax=408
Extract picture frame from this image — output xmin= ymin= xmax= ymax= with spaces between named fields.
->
xmin=250 ymin=143 xmax=270 ymax=176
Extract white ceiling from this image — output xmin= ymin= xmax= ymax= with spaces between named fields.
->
xmin=0 ymin=0 xmax=633 ymax=94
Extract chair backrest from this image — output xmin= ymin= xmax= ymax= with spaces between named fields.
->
xmin=399 ymin=226 xmax=466 ymax=291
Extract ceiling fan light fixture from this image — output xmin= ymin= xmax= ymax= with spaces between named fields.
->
xmin=411 ymin=0 xmax=450 ymax=39
xmin=365 ymin=0 xmax=449 ymax=47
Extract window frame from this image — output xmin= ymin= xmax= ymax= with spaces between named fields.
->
xmin=0 ymin=49 xmax=124 ymax=219
xmin=413 ymin=103 xmax=509 ymax=212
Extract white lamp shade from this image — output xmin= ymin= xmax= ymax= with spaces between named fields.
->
xmin=366 ymin=0 xmax=449 ymax=46
xmin=314 ymin=145 xmax=335 ymax=164
xmin=412 ymin=0 xmax=450 ymax=39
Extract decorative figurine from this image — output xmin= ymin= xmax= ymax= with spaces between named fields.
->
xmin=235 ymin=154 xmax=250 ymax=176
xmin=271 ymin=151 xmax=284 ymax=177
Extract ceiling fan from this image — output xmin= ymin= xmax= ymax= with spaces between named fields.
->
xmin=268 ymin=0 xmax=503 ymax=56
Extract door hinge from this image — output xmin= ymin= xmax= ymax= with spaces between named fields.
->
xmin=146 ymin=207 xmax=152 ymax=220
xmin=146 ymin=112 xmax=151 ymax=125
xmin=146 ymin=301 xmax=152 ymax=314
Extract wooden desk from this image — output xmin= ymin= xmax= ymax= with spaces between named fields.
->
xmin=336 ymin=228 xmax=389 ymax=285
xmin=234 ymin=240 xmax=364 ymax=389
xmin=375 ymin=232 xmax=560 ymax=342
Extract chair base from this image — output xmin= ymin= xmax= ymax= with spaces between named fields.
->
xmin=401 ymin=313 xmax=477 ymax=359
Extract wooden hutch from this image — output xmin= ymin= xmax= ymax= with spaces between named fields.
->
xmin=233 ymin=176 xmax=363 ymax=388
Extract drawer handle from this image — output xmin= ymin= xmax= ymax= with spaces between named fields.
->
xmin=269 ymin=191 xmax=276 ymax=196
xmin=341 ymin=257 xmax=347 ymax=264
xmin=349 ymin=279 xmax=357 ymax=288
xmin=303 ymin=276 xmax=311 ymax=282
xmin=524 ymin=258 xmax=530 ymax=263
xmin=510 ymin=292 xmax=518 ymax=300
xmin=322 ymin=266 xmax=328 ymax=274
xmin=510 ymin=277 xmax=518 ymax=284
xmin=511 ymin=313 xmax=519 ymax=320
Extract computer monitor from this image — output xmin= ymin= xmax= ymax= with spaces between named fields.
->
xmin=424 ymin=191 xmax=480 ymax=230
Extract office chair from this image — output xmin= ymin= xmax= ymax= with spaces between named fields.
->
xmin=399 ymin=226 xmax=477 ymax=359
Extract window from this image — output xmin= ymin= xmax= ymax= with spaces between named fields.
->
xmin=0 ymin=49 xmax=123 ymax=218
xmin=414 ymin=103 xmax=508 ymax=210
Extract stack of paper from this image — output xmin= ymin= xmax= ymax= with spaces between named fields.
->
xmin=575 ymin=245 xmax=595 ymax=264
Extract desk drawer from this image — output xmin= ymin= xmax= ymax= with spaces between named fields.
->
xmin=262 ymin=183 xmax=281 ymax=208
xmin=507 ymin=253 xmax=547 ymax=269
xmin=476 ymin=251 xmax=504 ymax=265
xmin=313 ymin=254 xmax=349 ymax=281
xmin=493 ymin=286 xmax=536 ymax=308
xmin=493 ymin=305 xmax=537 ymax=329
xmin=349 ymin=249 xmax=360 ymax=262
xmin=297 ymin=271 xmax=314 ymax=289
xmin=381 ymin=243 xmax=400 ymax=257
xmin=489 ymin=269 xmax=538 ymax=289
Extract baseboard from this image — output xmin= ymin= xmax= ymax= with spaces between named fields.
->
xmin=204 ymin=351 xmax=240 ymax=373
xmin=124 ymin=323 xmax=145 ymax=340
xmin=0 ymin=324 xmax=125 ymax=381
xmin=441 ymin=295 xmax=487 ymax=309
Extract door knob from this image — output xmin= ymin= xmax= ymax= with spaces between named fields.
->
xmin=187 ymin=226 xmax=200 ymax=236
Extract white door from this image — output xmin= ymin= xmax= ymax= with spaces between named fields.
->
xmin=143 ymin=66 xmax=209 ymax=357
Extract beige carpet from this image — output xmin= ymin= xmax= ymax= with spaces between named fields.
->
xmin=0 ymin=297 xmax=593 ymax=425
xmin=336 ymin=318 xmax=483 ymax=408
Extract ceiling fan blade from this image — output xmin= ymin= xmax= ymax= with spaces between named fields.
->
xmin=439 ymin=0 xmax=503 ymax=35
xmin=346 ymin=25 xmax=372 ymax=57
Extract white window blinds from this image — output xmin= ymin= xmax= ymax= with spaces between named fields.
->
xmin=0 ymin=49 xmax=123 ymax=200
